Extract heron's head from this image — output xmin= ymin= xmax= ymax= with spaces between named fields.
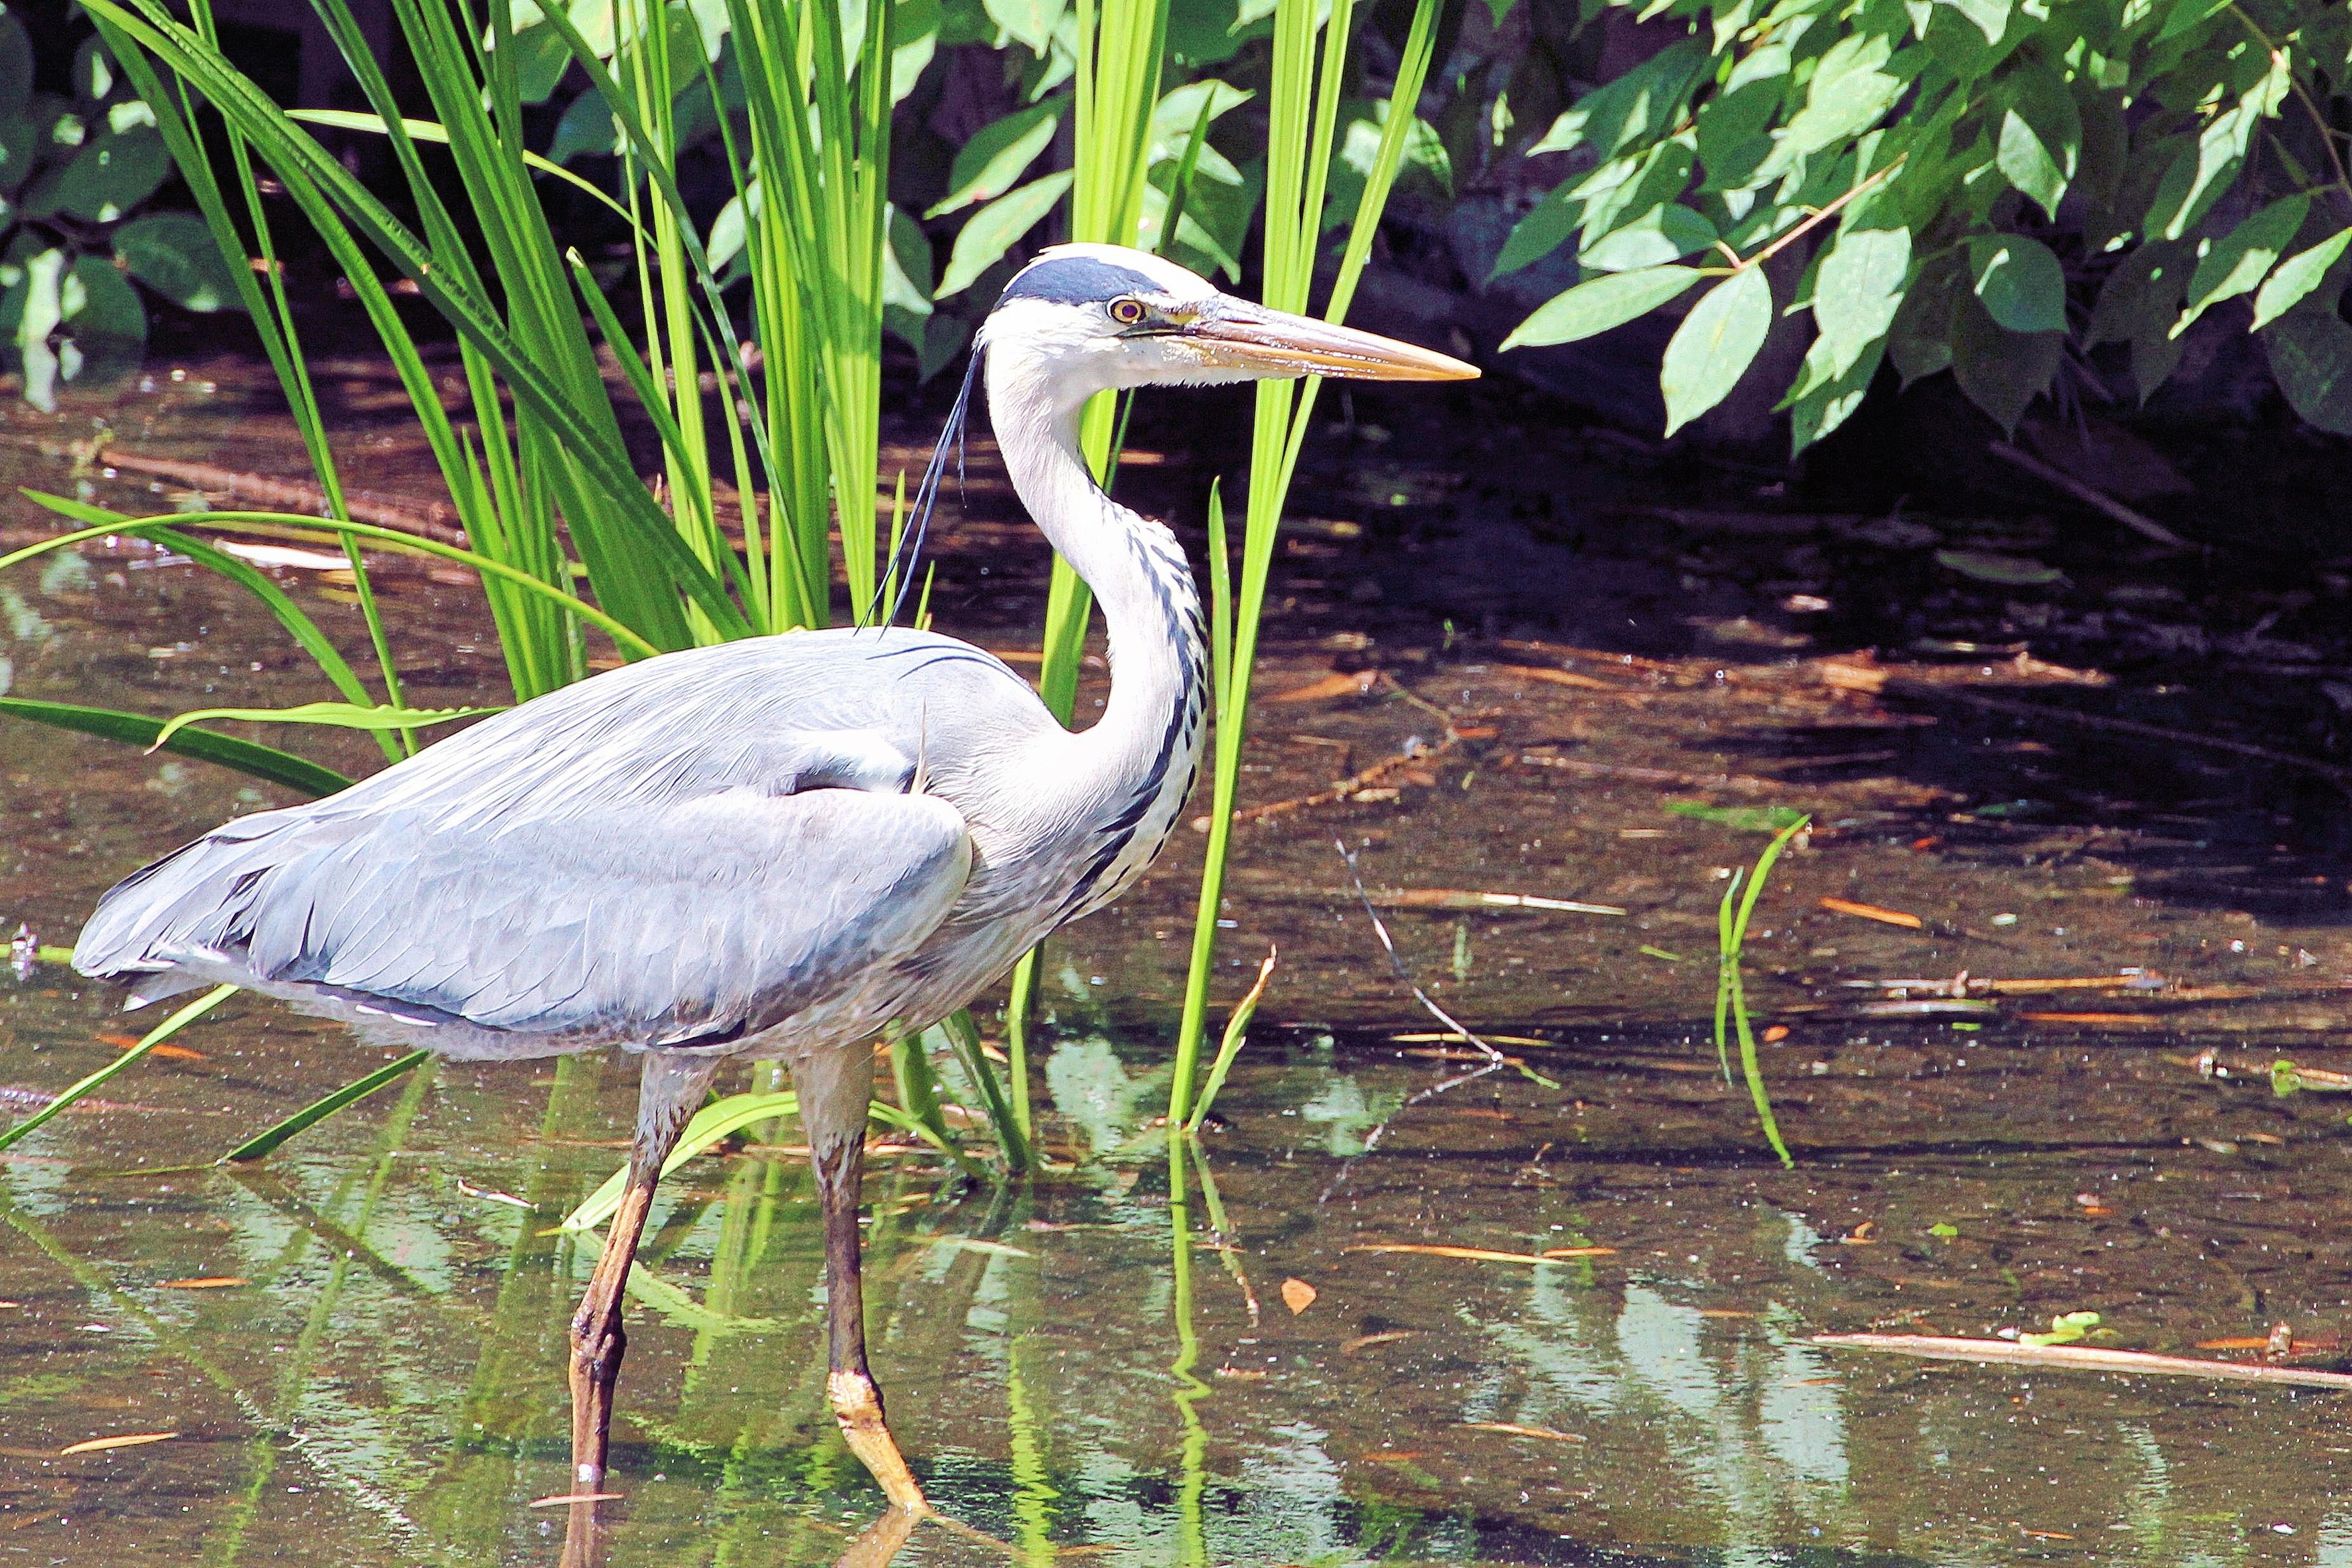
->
xmin=978 ymin=243 xmax=1476 ymax=410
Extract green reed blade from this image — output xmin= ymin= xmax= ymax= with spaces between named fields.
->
xmin=12 ymin=503 xmax=663 ymax=662
xmin=102 ymin=12 xmax=408 ymax=761
xmin=0 ymin=985 xmax=237 ymax=1154
xmin=93 ymin=0 xmax=745 ymax=648
xmin=1184 ymin=947 xmax=1275 ymax=1133
xmin=1713 ymin=864 xmax=1743 ymax=1083
xmin=892 ymin=1030 xmax=963 ymax=1162
xmin=1170 ymin=0 xmax=1447 ymax=1121
xmin=0 ymin=699 xmax=353 ymax=797
xmin=218 ymin=1050 xmax=431 ymax=1164
xmin=942 ymin=1007 xmax=1029 ymax=1174
xmin=1716 ymin=817 xmax=1806 ymax=1168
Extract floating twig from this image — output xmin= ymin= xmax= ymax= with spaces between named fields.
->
xmin=1986 ymin=440 xmax=2189 ymax=548
xmin=1811 ymin=1333 xmax=2352 ymax=1389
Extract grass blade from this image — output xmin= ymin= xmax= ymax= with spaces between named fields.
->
xmin=1184 ymin=947 xmax=1275 ymax=1133
xmin=218 ymin=1051 xmax=431 ymax=1164
xmin=0 ymin=986 xmax=237 ymax=1153
xmin=941 ymin=1008 xmax=1028 ymax=1174
xmin=1715 ymin=817 xmax=1808 ymax=1168
xmin=0 ymin=698 xmax=353 ymax=797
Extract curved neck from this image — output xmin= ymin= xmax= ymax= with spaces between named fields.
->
xmin=986 ymin=350 xmax=1206 ymax=805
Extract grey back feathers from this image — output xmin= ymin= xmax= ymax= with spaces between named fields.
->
xmin=76 ymin=631 xmax=1054 ymax=1060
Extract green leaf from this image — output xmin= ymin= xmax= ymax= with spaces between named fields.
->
xmin=984 ymin=0 xmax=1067 ymax=56
xmin=1950 ymin=293 xmax=2061 ymax=432
xmin=2020 ymin=1310 xmax=2100 ymax=1348
xmin=2264 ymin=309 xmax=2352 ymax=435
xmin=0 ymin=697 xmax=356 ymax=796
xmin=149 ymin=700 xmax=499 ymax=752
xmin=564 ymin=1091 xmax=803 ymax=1231
xmin=1494 ymin=183 xmax=1580 ymax=277
xmin=1936 ymin=0 xmax=2010 ymax=44
xmin=1813 ymin=226 xmax=1911 ymax=378
xmin=0 ymin=9 xmax=29 ymax=112
xmin=2177 ymin=194 xmax=2308 ymax=336
xmin=219 ymin=1051 xmax=431 ymax=1162
xmin=1580 ymin=204 xmax=1715 ymax=272
xmin=65 ymin=254 xmax=144 ymax=342
xmin=1787 ymin=332 xmax=1884 ymax=453
xmin=926 ymin=100 xmax=1063 ymax=218
xmin=935 ymin=169 xmax=1072 ymax=295
xmin=23 ymin=121 xmax=167 ymax=222
xmin=1780 ymin=34 xmax=1907 ymax=159
xmin=113 ymin=212 xmax=244 ymax=313
xmin=1936 ymin=548 xmax=2064 ymax=584
xmin=1660 ymin=266 xmax=1772 ymax=437
xmin=1995 ymin=64 xmax=2079 ymax=221
xmin=883 ymin=203 xmax=934 ymax=317
xmin=1502 ymin=265 xmax=1703 ymax=350
xmin=2250 ymin=228 xmax=2351 ymax=331
xmin=547 ymin=84 xmax=620 ymax=164
xmin=0 ymin=984 xmax=238 ymax=1154
xmin=1966 ymin=232 xmax=2065 ymax=333
xmin=2143 ymin=57 xmax=2284 ymax=243
xmin=1527 ymin=40 xmax=1709 ymax=160
xmin=1668 ymin=801 xmax=1810 ymax=831
xmin=1886 ymin=254 xmax=1962 ymax=384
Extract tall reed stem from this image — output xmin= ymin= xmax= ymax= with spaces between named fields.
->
xmin=1168 ymin=0 xmax=1446 ymax=1125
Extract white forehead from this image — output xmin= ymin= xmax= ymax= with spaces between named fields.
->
xmin=998 ymin=243 xmax=1219 ymax=308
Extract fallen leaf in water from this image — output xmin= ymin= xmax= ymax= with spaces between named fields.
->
xmin=60 ymin=1432 xmax=177 ymax=1456
xmin=2197 ymin=1338 xmax=2277 ymax=1350
xmin=2021 ymin=1012 xmax=2164 ymax=1026
xmin=1762 ymin=1024 xmax=1790 ymax=1043
xmin=1697 ymin=1308 xmax=1758 ymax=1318
xmin=1494 ymin=664 xmax=1623 ymax=690
xmin=1213 ymin=1367 xmax=1269 ymax=1380
xmin=1460 ymin=1421 xmax=1584 ymax=1443
xmin=1342 ymin=1330 xmax=1415 ymax=1354
xmin=1818 ymin=897 xmax=1923 ymax=929
xmin=99 ymin=1032 xmax=204 ymax=1062
xmin=1541 ymin=1247 xmax=1618 ymax=1258
xmin=1935 ymin=548 xmax=2066 ymax=586
xmin=1269 ymin=670 xmax=1378 ymax=703
xmin=1281 ymin=1278 xmax=1318 ymax=1316
xmin=1360 ymin=1450 xmax=1429 ymax=1462
xmin=527 ymin=1492 xmax=627 ymax=1508
xmin=159 ymin=1278 xmax=246 ymax=1290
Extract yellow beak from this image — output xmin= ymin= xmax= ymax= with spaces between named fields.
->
xmin=1184 ymin=301 xmax=1478 ymax=382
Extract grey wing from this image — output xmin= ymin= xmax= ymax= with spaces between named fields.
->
xmin=75 ymin=781 xmax=971 ymax=1058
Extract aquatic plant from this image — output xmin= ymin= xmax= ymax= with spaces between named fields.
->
xmin=1715 ymin=814 xmax=1808 ymax=1168
xmin=1170 ymin=0 xmax=1449 ymax=1117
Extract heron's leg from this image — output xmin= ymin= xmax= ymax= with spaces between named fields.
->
xmin=793 ymin=1045 xmax=929 ymax=1515
xmin=567 ymin=1050 xmax=719 ymax=1498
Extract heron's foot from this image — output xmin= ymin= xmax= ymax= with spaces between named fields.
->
xmin=828 ymin=1370 xmax=929 ymax=1515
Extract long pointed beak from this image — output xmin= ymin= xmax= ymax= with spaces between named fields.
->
xmin=1185 ymin=301 xmax=1478 ymax=382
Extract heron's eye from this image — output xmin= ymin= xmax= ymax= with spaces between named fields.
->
xmin=1109 ymin=297 xmax=1148 ymax=326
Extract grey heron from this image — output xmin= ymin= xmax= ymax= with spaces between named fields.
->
xmin=70 ymin=242 xmax=1474 ymax=1520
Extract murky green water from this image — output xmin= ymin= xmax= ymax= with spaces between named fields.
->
xmin=7 ymin=362 xmax=2352 ymax=1565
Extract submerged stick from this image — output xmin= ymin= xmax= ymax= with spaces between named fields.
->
xmin=1812 ymin=1333 xmax=2352 ymax=1389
